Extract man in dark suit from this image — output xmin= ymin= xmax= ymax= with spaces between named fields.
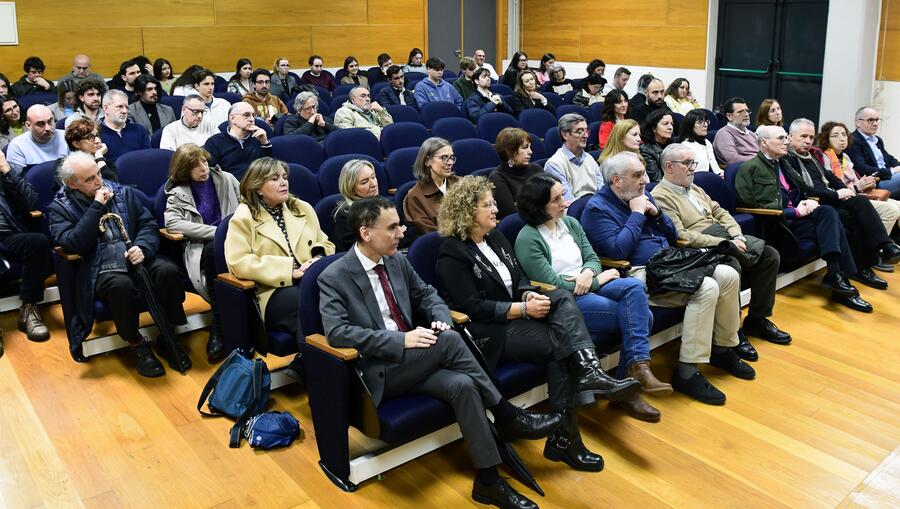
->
xmin=126 ymin=75 xmax=176 ymax=136
xmin=317 ymin=196 xmax=561 ymax=509
xmin=846 ymin=107 xmax=900 ymax=198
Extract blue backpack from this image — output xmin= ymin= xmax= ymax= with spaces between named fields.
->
xmin=197 ymin=349 xmax=271 ymax=447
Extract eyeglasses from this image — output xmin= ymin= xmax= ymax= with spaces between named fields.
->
xmin=2 ymin=105 xmax=18 ymax=115
xmin=696 ymin=120 xmax=710 ymax=126
xmin=301 ymin=104 xmax=318 ymax=112
xmin=434 ymin=154 xmax=457 ymax=163
xmin=185 ymin=107 xmax=207 ymax=115
xmin=861 ymin=118 xmax=880 ymax=124
xmin=255 ymin=79 xmax=270 ymax=84
xmin=80 ymin=133 xmax=101 ymax=141
xmin=829 ymin=132 xmax=848 ymax=139
xmin=567 ymin=128 xmax=588 ymax=136
xmin=672 ymin=159 xmax=698 ymax=169
xmin=479 ymin=200 xmax=498 ymax=209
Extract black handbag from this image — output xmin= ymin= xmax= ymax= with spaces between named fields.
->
xmin=646 ymin=242 xmax=732 ymax=295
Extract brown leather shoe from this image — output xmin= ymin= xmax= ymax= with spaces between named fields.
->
xmin=610 ymin=392 xmax=661 ymax=422
xmin=628 ymin=361 xmax=673 ymax=396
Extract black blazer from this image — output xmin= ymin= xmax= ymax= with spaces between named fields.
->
xmin=846 ymin=130 xmax=900 ymax=181
xmin=508 ymin=92 xmax=556 ymax=118
xmin=436 ymin=230 xmax=536 ymax=369
xmin=782 ymin=153 xmax=846 ymax=206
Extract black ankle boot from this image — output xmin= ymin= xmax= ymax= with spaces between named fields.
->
xmin=543 ymin=409 xmax=604 ymax=471
xmin=569 ymin=348 xmax=641 ymax=401
xmin=206 ymin=312 xmax=226 ymax=362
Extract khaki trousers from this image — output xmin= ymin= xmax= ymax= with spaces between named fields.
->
xmin=870 ymin=199 xmax=900 ymax=235
xmin=630 ymin=264 xmax=740 ymax=363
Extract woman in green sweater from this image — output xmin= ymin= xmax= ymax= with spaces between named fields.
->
xmin=514 ymin=173 xmax=671 ymax=421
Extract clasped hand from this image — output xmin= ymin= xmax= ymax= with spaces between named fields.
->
xmin=404 ymin=321 xmax=450 ymax=349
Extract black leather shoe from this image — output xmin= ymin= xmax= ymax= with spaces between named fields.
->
xmin=880 ymin=243 xmax=900 ymax=264
xmin=821 ymin=272 xmax=858 ymax=296
xmin=672 ymin=369 xmax=725 ymax=405
xmin=543 ymin=410 xmax=604 ymax=471
xmin=206 ymin=329 xmax=225 ymax=362
xmin=157 ymin=337 xmax=192 ymax=373
xmin=849 ymin=268 xmax=888 ymax=290
xmin=570 ymin=349 xmax=641 ymax=402
xmin=131 ymin=343 xmax=165 ymax=377
xmin=831 ymin=292 xmax=874 ymax=313
xmin=496 ymin=408 xmax=562 ymax=441
xmin=733 ymin=330 xmax=759 ymax=361
xmin=472 ymin=477 xmax=538 ymax=509
xmin=710 ymin=348 xmax=756 ymax=380
xmin=742 ymin=318 xmax=791 ymax=345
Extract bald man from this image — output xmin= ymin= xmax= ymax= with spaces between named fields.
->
xmin=5 ymin=105 xmax=70 ymax=173
xmin=202 ymin=102 xmax=272 ymax=178
xmin=57 ymin=54 xmax=105 ymax=87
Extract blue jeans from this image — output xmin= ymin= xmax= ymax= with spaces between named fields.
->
xmin=575 ymin=277 xmax=652 ymax=378
xmin=877 ymin=173 xmax=900 ymax=198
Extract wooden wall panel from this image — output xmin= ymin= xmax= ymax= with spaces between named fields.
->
xmin=214 ymin=0 xmax=368 ymax=26
xmin=142 ymin=27 xmax=313 ymax=74
xmin=0 ymin=1 xmax=428 ymax=79
xmin=521 ymin=0 xmax=708 ymax=71
xmin=0 ymin=28 xmax=144 ymax=78
xmin=368 ymin=0 xmax=425 ymax=25
xmin=877 ymin=0 xmax=900 ymax=81
xmin=311 ymin=25 xmax=425 ymax=66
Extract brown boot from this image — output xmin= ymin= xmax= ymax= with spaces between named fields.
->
xmin=628 ymin=361 xmax=673 ymax=396
xmin=610 ymin=392 xmax=661 ymax=422
xmin=18 ymin=303 xmax=50 ymax=342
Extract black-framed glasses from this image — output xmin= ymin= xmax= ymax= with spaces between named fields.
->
xmin=696 ymin=119 xmax=710 ymax=126
xmin=81 ymin=133 xmax=101 ymax=141
xmin=255 ymin=79 xmax=270 ymax=84
xmin=673 ymin=159 xmax=698 ymax=169
xmin=185 ymin=107 xmax=207 ymax=115
xmin=862 ymin=118 xmax=880 ymax=124
xmin=435 ymin=154 xmax=457 ymax=163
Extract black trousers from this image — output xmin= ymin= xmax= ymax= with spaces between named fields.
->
xmin=729 ymin=241 xmax=780 ymax=319
xmin=789 ymin=204 xmax=857 ymax=275
xmin=95 ymin=257 xmax=187 ymax=343
xmin=265 ymin=285 xmax=299 ymax=334
xmin=199 ymin=241 xmax=221 ymax=328
xmin=834 ymin=196 xmax=891 ymax=269
xmin=382 ymin=329 xmax=503 ymax=469
xmin=502 ymin=289 xmax=594 ymax=410
xmin=0 ymin=231 xmax=50 ymax=303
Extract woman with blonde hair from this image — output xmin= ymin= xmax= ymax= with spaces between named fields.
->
xmin=164 ymin=143 xmax=240 ymax=360
xmin=225 ymin=157 xmax=334 ymax=335
xmin=598 ymin=119 xmax=642 ymax=165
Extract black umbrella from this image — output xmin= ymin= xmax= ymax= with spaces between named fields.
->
xmin=99 ymin=212 xmax=191 ymax=374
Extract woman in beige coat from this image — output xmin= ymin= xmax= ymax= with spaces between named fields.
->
xmin=164 ymin=144 xmax=240 ymax=361
xmin=225 ymin=157 xmax=335 ymax=335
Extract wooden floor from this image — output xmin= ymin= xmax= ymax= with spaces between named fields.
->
xmin=1 ymin=269 xmax=899 ymax=509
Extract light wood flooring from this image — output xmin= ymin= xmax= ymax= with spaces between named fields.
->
xmin=1 ymin=268 xmax=899 ymax=509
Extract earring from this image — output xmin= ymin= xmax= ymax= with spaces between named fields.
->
xmin=507 ymin=159 xmax=514 ymax=167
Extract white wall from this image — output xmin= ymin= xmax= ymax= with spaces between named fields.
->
xmin=875 ymin=80 xmax=900 ymax=152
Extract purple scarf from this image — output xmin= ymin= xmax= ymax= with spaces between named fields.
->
xmin=189 ymin=178 xmax=222 ymax=226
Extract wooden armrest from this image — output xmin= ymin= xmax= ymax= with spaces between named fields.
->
xmin=305 ymin=333 xmax=359 ymax=361
xmin=449 ymin=310 xmax=469 ymax=324
xmin=216 ymin=272 xmax=256 ymax=290
xmin=387 ymin=188 xmax=397 ymax=195
xmin=159 ymin=228 xmax=184 ymax=241
xmin=54 ymin=246 xmax=81 ymax=261
xmin=600 ymin=258 xmax=630 ymax=269
xmin=29 ymin=210 xmax=42 ymax=218
xmin=735 ymin=207 xmax=783 ymax=216
xmin=531 ymin=280 xmax=557 ymax=292
xmin=675 ymin=239 xmax=689 ymax=247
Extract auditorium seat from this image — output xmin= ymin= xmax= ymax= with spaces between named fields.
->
xmin=324 ymin=128 xmax=383 ymax=160
xmin=380 ymin=122 xmax=430 ymax=156
xmin=286 ymin=163 xmax=322 ymax=206
xmin=271 ymin=134 xmax=326 ymax=172
xmin=556 ymin=104 xmax=589 ymax=121
xmin=477 ymin=112 xmax=518 ymax=143
xmin=116 ymin=148 xmax=174 ymax=196
xmin=544 ymin=127 xmax=562 ymax=156
xmin=451 ymin=139 xmax=501 ymax=176
xmin=431 ymin=117 xmax=479 ymax=142
xmin=385 ymin=105 xmax=424 ymax=125
xmin=314 ymin=194 xmax=343 ymax=239
xmin=384 ymin=147 xmax=419 ymax=189
xmin=421 ymin=102 xmax=465 ymax=129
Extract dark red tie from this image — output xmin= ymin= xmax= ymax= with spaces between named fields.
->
xmin=373 ymin=264 xmax=409 ymax=332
